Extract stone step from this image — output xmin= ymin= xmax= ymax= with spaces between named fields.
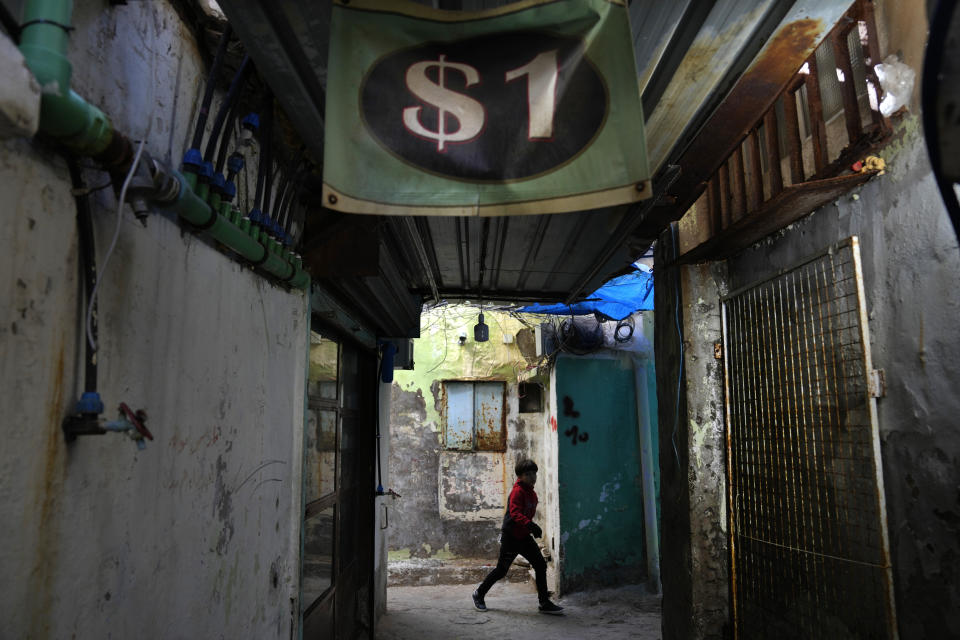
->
xmin=387 ymin=557 xmax=533 ymax=587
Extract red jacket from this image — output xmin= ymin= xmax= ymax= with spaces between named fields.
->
xmin=502 ymin=480 xmax=538 ymax=539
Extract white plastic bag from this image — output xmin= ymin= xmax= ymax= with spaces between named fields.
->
xmin=874 ymin=54 xmax=915 ymax=116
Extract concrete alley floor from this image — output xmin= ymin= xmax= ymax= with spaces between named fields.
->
xmin=377 ymin=581 xmax=661 ymax=639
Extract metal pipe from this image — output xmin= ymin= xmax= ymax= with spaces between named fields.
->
xmin=68 ymin=159 xmax=97 ymax=393
xmin=157 ymin=169 xmax=309 ymax=289
xmin=19 ymin=0 xmax=307 ymax=292
xmin=631 ymin=355 xmax=661 ymax=594
xmin=403 ymin=217 xmax=440 ymax=303
xmin=205 ymin=54 xmax=251 ymax=164
xmin=191 ymin=23 xmax=232 ymax=152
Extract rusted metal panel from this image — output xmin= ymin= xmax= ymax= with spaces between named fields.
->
xmin=637 ymin=1 xmax=854 ymax=239
xmin=442 ymin=381 xmax=506 ymax=451
xmin=474 ymin=382 xmax=506 ymax=451
xmin=645 ymin=0 xmax=780 ymax=172
xmin=445 ymin=382 xmax=475 ymax=450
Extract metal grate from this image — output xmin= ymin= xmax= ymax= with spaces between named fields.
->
xmin=722 ymin=237 xmax=897 ymax=639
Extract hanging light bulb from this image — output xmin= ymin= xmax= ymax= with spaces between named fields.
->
xmin=474 ymin=311 xmax=489 ymax=342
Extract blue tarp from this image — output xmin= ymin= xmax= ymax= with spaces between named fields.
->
xmin=518 ymin=265 xmax=654 ymax=320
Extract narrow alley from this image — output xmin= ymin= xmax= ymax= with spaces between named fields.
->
xmin=2 ymin=0 xmax=958 ymax=639
xmin=378 ymin=583 xmax=662 ymax=640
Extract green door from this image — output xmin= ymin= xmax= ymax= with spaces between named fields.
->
xmin=556 ymin=355 xmax=646 ymax=592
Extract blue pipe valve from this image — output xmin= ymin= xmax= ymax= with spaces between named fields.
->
xmin=76 ymin=391 xmax=105 ymax=415
xmin=198 ymin=161 xmax=214 ymax=185
xmin=211 ymin=173 xmax=226 ymax=196
xmin=240 ymin=113 xmax=259 ymax=146
xmin=181 ymin=148 xmax=204 ymax=174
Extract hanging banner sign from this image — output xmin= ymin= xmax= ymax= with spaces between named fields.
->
xmin=323 ymin=0 xmax=650 ymax=216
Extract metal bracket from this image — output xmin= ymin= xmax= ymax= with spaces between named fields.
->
xmin=869 ymin=368 xmax=886 ymax=398
xmin=714 ymin=342 xmax=723 ymax=359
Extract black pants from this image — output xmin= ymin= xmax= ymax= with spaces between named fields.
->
xmin=477 ymin=534 xmax=549 ymax=603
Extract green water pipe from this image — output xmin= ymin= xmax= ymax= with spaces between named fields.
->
xmin=19 ymin=0 xmax=118 ymax=158
xmin=18 ymin=0 xmax=308 ymax=291
xmin=158 ymin=171 xmax=309 ymax=289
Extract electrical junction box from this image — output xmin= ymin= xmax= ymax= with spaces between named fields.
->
xmin=534 ymin=323 xmax=557 ymax=358
xmin=0 ymin=32 xmax=41 ymax=139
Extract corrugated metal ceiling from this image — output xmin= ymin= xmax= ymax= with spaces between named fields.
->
xmin=217 ymin=0 xmax=853 ymax=337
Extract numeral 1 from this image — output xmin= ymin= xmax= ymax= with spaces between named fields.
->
xmin=505 ymin=50 xmax=558 ymax=140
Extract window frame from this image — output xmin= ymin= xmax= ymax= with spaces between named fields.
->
xmin=441 ymin=379 xmax=507 ymax=452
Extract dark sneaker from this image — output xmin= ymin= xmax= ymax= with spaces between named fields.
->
xmin=538 ymin=600 xmax=564 ymax=615
xmin=472 ymin=590 xmax=487 ymax=611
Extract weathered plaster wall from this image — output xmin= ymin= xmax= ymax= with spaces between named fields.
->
xmin=0 ymin=4 xmax=306 ymax=639
xmin=388 ymin=306 xmax=552 ymax=563
xmin=726 ymin=119 xmax=960 ymax=637
xmin=654 ymin=237 xmax=730 ymax=640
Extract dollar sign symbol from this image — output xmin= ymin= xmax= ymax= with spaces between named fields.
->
xmin=402 ymin=55 xmax=485 ymax=152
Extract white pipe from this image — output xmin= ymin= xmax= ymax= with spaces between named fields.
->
xmin=632 ymin=355 xmax=661 ymax=593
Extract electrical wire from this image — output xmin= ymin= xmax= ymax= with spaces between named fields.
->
xmin=670 ymin=223 xmax=683 ymax=474
xmin=84 ymin=3 xmax=157 ymax=353
xmin=85 ymin=137 xmax=147 ymax=352
xmin=191 ymin=23 xmax=232 ymax=151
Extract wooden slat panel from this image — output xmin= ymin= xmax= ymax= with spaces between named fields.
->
xmin=763 ymin=110 xmax=783 ymax=198
xmin=731 ymin=144 xmax=748 ymax=222
xmin=718 ymin=161 xmax=732 ymax=230
xmin=748 ymin=128 xmax=765 ymax=209
xmin=782 ymin=90 xmax=805 ymax=184
xmin=832 ymin=29 xmax=863 ymax=144
xmin=804 ymin=57 xmax=829 ymax=174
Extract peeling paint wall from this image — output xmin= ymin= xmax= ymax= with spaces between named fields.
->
xmin=0 ymin=4 xmax=305 ymax=639
xmin=388 ymin=306 xmax=553 ymax=564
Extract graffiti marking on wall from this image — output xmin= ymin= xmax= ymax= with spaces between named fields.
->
xmin=564 ymin=425 xmax=589 ymax=446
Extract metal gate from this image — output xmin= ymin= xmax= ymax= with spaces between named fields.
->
xmin=721 ymin=237 xmax=897 ymax=639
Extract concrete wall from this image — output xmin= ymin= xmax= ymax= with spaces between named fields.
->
xmin=0 ymin=4 xmax=308 ymax=639
xmin=388 ymin=306 xmax=553 ymax=563
xmin=653 ymin=246 xmax=730 ymax=640
xmin=726 ymin=119 xmax=960 ymax=637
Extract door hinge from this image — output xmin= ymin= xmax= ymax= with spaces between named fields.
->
xmin=869 ymin=369 xmax=886 ymax=398
xmin=714 ymin=342 xmax=723 ymax=359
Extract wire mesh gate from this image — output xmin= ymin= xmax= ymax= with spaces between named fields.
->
xmin=721 ymin=237 xmax=897 ymax=639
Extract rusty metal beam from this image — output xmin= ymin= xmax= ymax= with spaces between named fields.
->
xmin=635 ymin=2 xmax=855 ymax=240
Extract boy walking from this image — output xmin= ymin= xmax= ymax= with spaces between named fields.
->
xmin=472 ymin=459 xmax=564 ymax=615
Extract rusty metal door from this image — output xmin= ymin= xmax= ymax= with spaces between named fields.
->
xmin=443 ymin=381 xmax=506 ymax=451
xmin=721 ymin=237 xmax=897 ymax=639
